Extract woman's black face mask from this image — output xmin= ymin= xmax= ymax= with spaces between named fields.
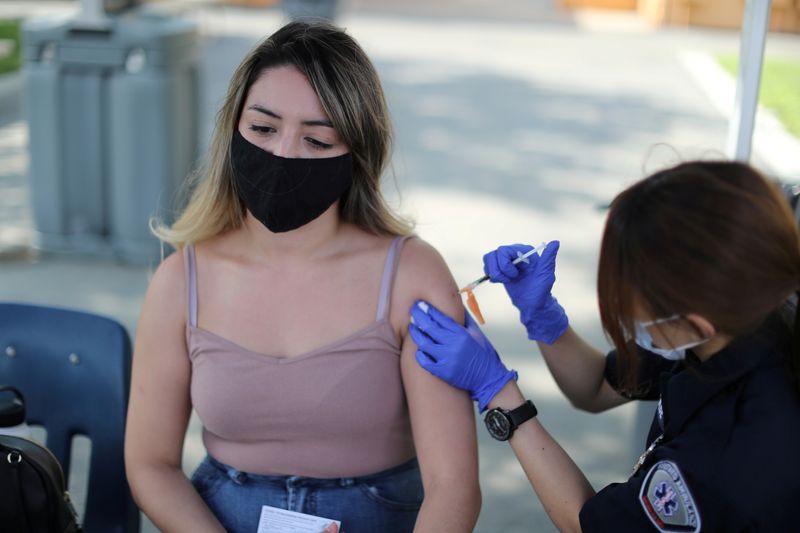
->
xmin=230 ymin=130 xmax=353 ymax=233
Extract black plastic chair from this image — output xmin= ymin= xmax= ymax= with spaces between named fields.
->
xmin=0 ymin=302 xmax=140 ymax=533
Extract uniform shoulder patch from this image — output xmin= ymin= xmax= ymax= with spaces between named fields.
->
xmin=639 ymin=460 xmax=700 ymax=532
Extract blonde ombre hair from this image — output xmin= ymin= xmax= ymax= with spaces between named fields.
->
xmin=153 ymin=21 xmax=412 ymax=250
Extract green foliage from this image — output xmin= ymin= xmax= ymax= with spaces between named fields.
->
xmin=0 ymin=19 xmax=22 ymax=76
xmin=718 ymin=54 xmax=800 ymax=138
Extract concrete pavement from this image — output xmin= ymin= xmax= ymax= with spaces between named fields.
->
xmin=1 ymin=1 xmax=798 ymax=531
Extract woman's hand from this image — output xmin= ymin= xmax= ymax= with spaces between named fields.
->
xmin=409 ymin=300 xmax=517 ymax=412
xmin=321 ymin=523 xmax=340 ymax=533
xmin=482 ymin=240 xmax=568 ymax=344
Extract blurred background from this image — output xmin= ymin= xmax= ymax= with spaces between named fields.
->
xmin=0 ymin=0 xmax=798 ymax=531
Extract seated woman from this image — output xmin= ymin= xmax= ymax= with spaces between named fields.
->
xmin=124 ymin=21 xmax=480 ymax=533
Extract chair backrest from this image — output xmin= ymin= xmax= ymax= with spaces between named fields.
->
xmin=0 ymin=302 xmax=140 ymax=533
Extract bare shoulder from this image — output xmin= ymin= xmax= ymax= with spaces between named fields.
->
xmin=140 ymin=249 xmax=187 ymax=329
xmin=397 ymin=237 xmax=455 ymax=288
xmin=391 ymin=237 xmax=463 ymax=331
xmin=148 ymin=249 xmax=185 ymax=298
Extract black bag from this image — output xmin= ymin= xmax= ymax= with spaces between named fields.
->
xmin=0 ymin=434 xmax=81 ymax=533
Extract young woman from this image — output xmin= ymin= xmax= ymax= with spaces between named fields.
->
xmin=124 ymin=21 xmax=480 ymax=533
xmin=410 ymin=161 xmax=800 ymax=531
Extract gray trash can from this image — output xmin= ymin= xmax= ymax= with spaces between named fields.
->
xmin=23 ymin=9 xmax=199 ymax=264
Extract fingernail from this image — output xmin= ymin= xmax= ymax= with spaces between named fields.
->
xmin=417 ymin=301 xmax=429 ymax=313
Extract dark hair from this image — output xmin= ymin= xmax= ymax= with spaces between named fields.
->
xmin=597 ymin=161 xmax=800 ymax=392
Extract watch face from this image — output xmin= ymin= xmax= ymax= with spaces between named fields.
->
xmin=485 ymin=409 xmax=511 ymax=441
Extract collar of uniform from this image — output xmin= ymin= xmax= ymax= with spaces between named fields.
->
xmin=659 ymin=315 xmax=786 ymax=437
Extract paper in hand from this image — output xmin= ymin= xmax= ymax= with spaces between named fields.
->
xmin=257 ymin=505 xmax=341 ymax=533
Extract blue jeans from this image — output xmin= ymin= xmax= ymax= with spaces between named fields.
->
xmin=191 ymin=455 xmax=423 ymax=533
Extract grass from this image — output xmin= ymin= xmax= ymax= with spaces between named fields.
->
xmin=718 ymin=54 xmax=800 ymax=138
xmin=0 ymin=19 xmax=22 ymax=76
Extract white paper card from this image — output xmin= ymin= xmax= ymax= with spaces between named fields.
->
xmin=256 ymin=505 xmax=341 ymax=533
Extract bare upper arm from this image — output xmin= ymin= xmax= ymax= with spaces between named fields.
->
xmin=125 ymin=250 xmax=193 ymax=470
xmin=390 ymin=237 xmax=463 ymax=338
xmin=391 ymin=238 xmax=479 ymax=487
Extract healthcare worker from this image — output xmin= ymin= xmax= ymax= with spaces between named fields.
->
xmin=409 ymin=160 xmax=800 ymax=532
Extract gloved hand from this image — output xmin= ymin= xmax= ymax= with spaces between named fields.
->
xmin=482 ymin=240 xmax=568 ymax=344
xmin=409 ymin=300 xmax=517 ymax=412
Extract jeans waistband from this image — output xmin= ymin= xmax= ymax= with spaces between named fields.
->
xmin=205 ymin=454 xmax=419 ymax=488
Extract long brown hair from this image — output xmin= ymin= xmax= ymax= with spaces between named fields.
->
xmin=597 ymin=161 xmax=800 ymax=392
xmin=153 ymin=21 xmax=411 ymax=248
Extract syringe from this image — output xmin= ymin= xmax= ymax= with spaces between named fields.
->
xmin=459 ymin=241 xmax=547 ymax=293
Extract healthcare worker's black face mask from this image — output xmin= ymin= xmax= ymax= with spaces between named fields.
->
xmin=230 ymin=130 xmax=353 ymax=233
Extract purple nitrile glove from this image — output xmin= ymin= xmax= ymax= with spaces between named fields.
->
xmin=409 ymin=300 xmax=517 ymax=413
xmin=482 ymin=240 xmax=569 ymax=345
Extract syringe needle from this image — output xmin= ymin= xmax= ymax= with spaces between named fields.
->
xmin=459 ymin=242 xmax=547 ymax=293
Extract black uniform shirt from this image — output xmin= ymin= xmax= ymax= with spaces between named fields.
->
xmin=579 ymin=316 xmax=800 ymax=532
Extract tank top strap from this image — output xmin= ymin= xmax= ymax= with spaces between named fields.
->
xmin=183 ymin=244 xmax=198 ymax=328
xmin=376 ymin=235 xmax=412 ymax=321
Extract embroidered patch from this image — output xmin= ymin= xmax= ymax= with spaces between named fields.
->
xmin=639 ymin=460 xmax=700 ymax=532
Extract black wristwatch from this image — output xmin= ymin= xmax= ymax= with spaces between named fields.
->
xmin=484 ymin=400 xmax=538 ymax=441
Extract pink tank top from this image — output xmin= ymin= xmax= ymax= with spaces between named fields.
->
xmin=184 ymin=236 xmax=416 ymax=478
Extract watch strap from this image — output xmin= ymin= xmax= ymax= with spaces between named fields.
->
xmin=508 ymin=400 xmax=537 ymax=429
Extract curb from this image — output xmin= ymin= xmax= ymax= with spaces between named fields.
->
xmin=680 ymin=50 xmax=800 ymax=181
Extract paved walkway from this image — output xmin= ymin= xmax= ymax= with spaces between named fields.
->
xmin=0 ymin=1 xmax=798 ymax=531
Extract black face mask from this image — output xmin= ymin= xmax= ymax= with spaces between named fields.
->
xmin=230 ymin=130 xmax=353 ymax=233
